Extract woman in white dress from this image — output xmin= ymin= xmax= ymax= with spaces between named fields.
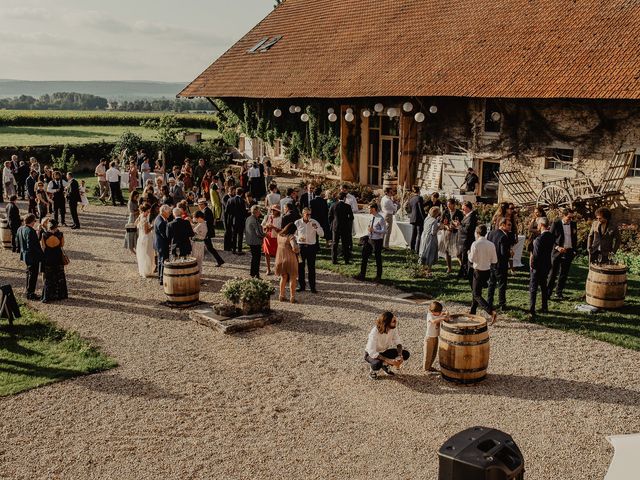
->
xmin=135 ymin=204 xmax=156 ymax=278
xmin=191 ymin=211 xmax=207 ymax=274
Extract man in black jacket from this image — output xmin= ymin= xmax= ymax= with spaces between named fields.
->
xmin=298 ymin=183 xmax=315 ymax=212
xmin=168 ymin=207 xmax=195 ymax=257
xmin=154 ymin=205 xmax=172 ymax=284
xmin=310 ymin=187 xmax=330 ymax=244
xmin=226 ymin=187 xmax=249 ymax=255
xmin=530 ymin=218 xmax=555 ymax=317
xmin=197 ymin=198 xmax=225 ymax=267
xmin=66 ymin=172 xmax=81 ymax=229
xmin=222 ymin=186 xmax=235 ymax=251
xmin=17 ymin=214 xmax=44 ymax=300
xmin=547 ymin=208 xmax=578 ymax=299
xmin=281 ymin=202 xmax=301 ymax=230
xmin=487 ymin=216 xmax=512 ymax=311
xmin=25 ymin=170 xmax=38 ymax=215
xmin=5 ymin=195 xmax=21 ymax=252
xmin=407 ymin=187 xmax=425 ymax=252
xmin=329 ymin=192 xmax=354 ymax=264
xmin=457 ymin=201 xmax=477 ymax=281
xmin=16 ymin=161 xmax=29 ymax=200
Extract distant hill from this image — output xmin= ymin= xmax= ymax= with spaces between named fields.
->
xmin=0 ymin=80 xmax=189 ymax=100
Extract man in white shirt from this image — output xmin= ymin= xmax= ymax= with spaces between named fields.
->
xmin=341 ymin=184 xmax=359 ymax=213
xmin=247 ymin=161 xmax=261 ymax=199
xmin=46 ymin=171 xmax=68 ymax=225
xmin=468 ymin=224 xmax=498 ymax=323
xmin=355 ymin=203 xmax=387 ymax=283
xmin=94 ymin=159 xmax=109 ymax=204
xmin=295 ymin=208 xmax=324 ymax=293
xmin=106 ymin=161 xmax=125 ymax=206
xmin=380 ymin=187 xmax=398 ymax=249
xmin=364 ymin=311 xmax=410 ymax=380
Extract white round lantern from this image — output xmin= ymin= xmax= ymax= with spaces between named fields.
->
xmin=414 ymin=112 xmax=426 ymax=123
xmin=429 ymin=105 xmax=438 ymax=114
xmin=374 ymin=103 xmax=384 ymax=113
xmin=345 ymin=112 xmax=355 ymax=122
xmin=301 ymin=113 xmax=309 ymax=122
xmin=403 ymin=102 xmax=414 ymax=112
xmin=491 ymin=111 xmax=501 ymax=122
xmin=294 ymin=105 xmax=302 ymax=113
xmin=328 ymin=107 xmax=335 ymax=114
xmin=346 ymin=107 xmax=354 ymax=114
xmin=362 ymin=109 xmax=371 ymax=118
xmin=289 ymin=105 xmax=296 ymax=114
xmin=273 ymin=109 xmax=282 ymax=118
xmin=387 ymin=107 xmax=398 ymax=118
xmin=328 ymin=113 xmax=338 ymax=122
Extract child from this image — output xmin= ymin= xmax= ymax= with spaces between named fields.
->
xmin=423 ymin=301 xmax=447 ymax=373
xmin=79 ymin=180 xmax=89 ymax=211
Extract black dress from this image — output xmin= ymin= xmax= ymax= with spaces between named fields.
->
xmin=42 ymin=231 xmax=68 ymax=302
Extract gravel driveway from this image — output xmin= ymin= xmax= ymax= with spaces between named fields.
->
xmin=1 ymin=204 xmax=639 ymax=480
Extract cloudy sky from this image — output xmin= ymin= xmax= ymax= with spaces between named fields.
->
xmin=0 ymin=0 xmax=275 ymax=82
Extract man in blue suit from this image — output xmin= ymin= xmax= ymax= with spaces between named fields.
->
xmin=529 ymin=218 xmax=555 ymax=318
xmin=17 ymin=213 xmax=44 ymax=300
xmin=154 ymin=204 xmax=172 ymax=285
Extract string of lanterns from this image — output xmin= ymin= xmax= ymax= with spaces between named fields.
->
xmin=273 ymin=101 xmax=438 ymax=124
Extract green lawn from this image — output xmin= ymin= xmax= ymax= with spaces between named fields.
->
xmin=0 ymin=305 xmax=116 ymax=396
xmin=317 ymin=246 xmax=640 ymax=351
xmin=0 ymin=125 xmax=219 ymax=147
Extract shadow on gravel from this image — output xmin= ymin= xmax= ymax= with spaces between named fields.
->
xmin=78 ymin=371 xmax=183 ymax=400
xmin=393 ymin=373 xmax=640 ymax=407
xmin=273 ymin=313 xmax=359 ymax=337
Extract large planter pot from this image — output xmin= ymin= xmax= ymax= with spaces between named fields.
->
xmin=238 ymin=298 xmax=271 ymax=316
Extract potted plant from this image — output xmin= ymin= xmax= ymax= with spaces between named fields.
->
xmin=221 ymin=278 xmax=275 ymax=315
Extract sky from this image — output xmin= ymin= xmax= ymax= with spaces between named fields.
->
xmin=0 ymin=0 xmax=275 ymax=82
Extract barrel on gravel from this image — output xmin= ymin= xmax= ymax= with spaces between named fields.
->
xmin=163 ymin=258 xmax=200 ymax=305
xmin=0 ymin=218 xmax=12 ymax=249
xmin=586 ymin=263 xmax=627 ymax=309
xmin=439 ymin=314 xmax=490 ymax=384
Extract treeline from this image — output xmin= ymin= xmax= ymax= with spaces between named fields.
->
xmin=0 ymin=92 xmax=214 ymax=112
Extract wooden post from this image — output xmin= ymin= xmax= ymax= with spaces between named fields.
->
xmin=340 ymin=105 xmax=359 ymax=182
xmin=359 ymin=113 xmax=370 ymax=184
xmin=399 ymin=113 xmax=418 ymax=188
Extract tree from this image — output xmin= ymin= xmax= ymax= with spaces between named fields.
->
xmin=51 ymin=145 xmax=78 ymax=174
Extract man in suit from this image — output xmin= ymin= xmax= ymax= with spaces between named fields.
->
xmin=530 ymin=218 xmax=555 ymax=317
xmin=66 ymin=172 xmax=81 ymax=229
xmin=244 ymin=205 xmax=265 ymax=278
xmin=222 ymin=186 xmax=235 ymax=251
xmin=6 ymin=195 xmax=21 ymax=253
xmin=487 ymin=216 xmax=512 ymax=311
xmin=226 ymin=187 xmax=249 ymax=255
xmin=197 ymin=198 xmax=225 ymax=267
xmin=457 ymin=201 xmax=478 ymax=281
xmin=281 ymin=202 xmax=301 ymax=230
xmin=168 ymin=177 xmax=185 ymax=203
xmin=17 ymin=214 xmax=44 ymax=300
xmin=299 ymin=183 xmax=315 ymax=211
xmin=154 ymin=205 xmax=172 ymax=284
xmin=587 ymin=207 xmax=621 ymax=264
xmin=468 ymin=225 xmax=498 ymax=324
xmin=407 ymin=186 xmax=425 ymax=252
xmin=295 ymin=207 xmax=324 ymax=293
xmin=547 ymin=208 xmax=578 ymax=299
xmin=309 ymin=187 xmax=330 ymax=245
xmin=25 ymin=170 xmax=38 ymax=215
xmin=168 ymin=207 xmax=194 ymax=258
xmin=329 ymin=191 xmax=354 ymax=264
xmin=16 ymin=160 xmax=29 ymax=200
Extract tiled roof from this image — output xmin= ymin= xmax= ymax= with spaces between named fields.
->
xmin=179 ymin=0 xmax=640 ymax=100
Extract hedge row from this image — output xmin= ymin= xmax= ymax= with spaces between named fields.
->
xmin=0 ymin=110 xmax=217 ymax=129
xmin=0 ymin=142 xmax=124 ymax=172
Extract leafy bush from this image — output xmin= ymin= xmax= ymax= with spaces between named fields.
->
xmin=111 ymin=131 xmax=145 ymax=159
xmin=221 ymin=278 xmax=275 ymax=304
xmin=613 ymin=252 xmax=640 ymax=275
xmin=51 ymin=144 xmax=77 ymax=174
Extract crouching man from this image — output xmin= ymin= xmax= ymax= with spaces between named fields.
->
xmin=364 ymin=311 xmax=410 ymax=380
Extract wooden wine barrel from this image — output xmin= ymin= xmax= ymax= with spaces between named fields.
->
xmin=163 ymin=258 xmax=201 ymax=305
xmin=586 ymin=264 xmax=627 ymax=309
xmin=439 ymin=314 xmax=490 ymax=384
xmin=0 ymin=218 xmax=12 ymax=250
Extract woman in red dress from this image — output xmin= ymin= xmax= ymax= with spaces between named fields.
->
xmin=181 ymin=159 xmax=193 ymax=191
xmin=261 ymin=205 xmax=282 ymax=276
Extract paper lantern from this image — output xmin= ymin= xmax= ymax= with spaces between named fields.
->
xmin=345 ymin=112 xmax=355 ymax=122
xmin=414 ymin=112 xmax=426 ymax=123
xmin=429 ymin=105 xmax=438 ymax=114
xmin=289 ymin=105 xmax=296 ymax=114
xmin=374 ymin=103 xmax=384 ymax=113
xmin=387 ymin=107 xmax=398 ymax=118
xmin=346 ymin=107 xmax=354 ymax=114
xmin=362 ymin=109 xmax=371 ymax=118
xmin=328 ymin=113 xmax=338 ymax=122
xmin=328 ymin=107 xmax=335 ymax=114
xmin=403 ymin=102 xmax=414 ymax=112
xmin=294 ymin=106 xmax=302 ymax=113
xmin=491 ymin=111 xmax=501 ymax=122
xmin=273 ymin=109 xmax=282 ymax=117
xmin=301 ymin=113 xmax=309 ymax=122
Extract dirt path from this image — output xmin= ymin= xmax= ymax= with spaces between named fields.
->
xmin=0 ymin=204 xmax=638 ymax=479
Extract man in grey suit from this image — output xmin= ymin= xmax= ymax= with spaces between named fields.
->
xmin=244 ymin=205 xmax=265 ymax=278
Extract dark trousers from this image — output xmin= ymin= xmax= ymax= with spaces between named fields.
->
xmin=157 ymin=252 xmax=169 ymax=285
xmin=298 ymin=244 xmax=317 ymax=290
xmin=26 ymin=263 xmax=39 ymax=295
xmin=331 ymin=229 xmax=352 ymax=262
xmin=109 ymin=181 xmax=125 ymax=205
xmin=10 ymin=227 xmax=19 ymax=252
xmin=223 ymin=222 xmax=233 ymax=251
xmin=410 ymin=224 xmax=423 ymax=252
xmin=365 ymin=349 xmax=410 ymax=370
xmin=231 ymin=225 xmax=244 ymax=253
xmin=53 ymin=198 xmax=66 ymax=224
xmin=204 ymin=238 xmax=224 ymax=265
xmin=530 ymin=269 xmax=550 ymax=314
xmin=470 ymin=268 xmax=492 ymax=315
xmin=249 ymin=244 xmax=261 ymax=277
xmin=547 ymin=250 xmax=574 ymax=296
xmin=17 ymin=181 xmax=25 ymax=199
xmin=487 ymin=265 xmax=508 ymax=309
xmin=458 ymin=247 xmax=471 ymax=281
xmin=360 ymin=238 xmax=383 ymax=279
xmin=69 ymin=200 xmax=80 ymax=227
xmin=28 ymin=196 xmax=37 ymax=215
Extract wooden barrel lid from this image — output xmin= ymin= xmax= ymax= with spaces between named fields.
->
xmin=442 ymin=314 xmax=487 ymax=334
xmin=165 ymin=257 xmax=198 ymax=267
xmin=590 ymin=263 xmax=627 ymax=274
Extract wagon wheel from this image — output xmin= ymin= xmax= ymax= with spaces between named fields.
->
xmin=537 ymin=185 xmax=572 ymax=213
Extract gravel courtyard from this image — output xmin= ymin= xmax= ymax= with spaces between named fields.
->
xmin=1 ymin=204 xmax=639 ymax=480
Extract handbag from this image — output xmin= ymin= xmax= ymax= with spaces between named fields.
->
xmin=61 ymin=249 xmax=70 ymax=266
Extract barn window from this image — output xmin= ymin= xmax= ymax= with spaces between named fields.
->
xmin=628 ymin=154 xmax=640 ymax=177
xmin=545 ymin=148 xmax=574 ymax=170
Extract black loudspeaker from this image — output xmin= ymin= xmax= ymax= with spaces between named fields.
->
xmin=438 ymin=426 xmax=525 ymax=480
xmin=0 ymin=284 xmax=21 ymax=326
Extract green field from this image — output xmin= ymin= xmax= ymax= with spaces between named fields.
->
xmin=0 ymin=125 xmax=220 ymax=147
xmin=0 ymin=110 xmax=215 ymax=126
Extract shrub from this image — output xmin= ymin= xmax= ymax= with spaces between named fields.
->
xmin=51 ymin=144 xmax=77 ymax=174
xmin=221 ymin=278 xmax=275 ymax=304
